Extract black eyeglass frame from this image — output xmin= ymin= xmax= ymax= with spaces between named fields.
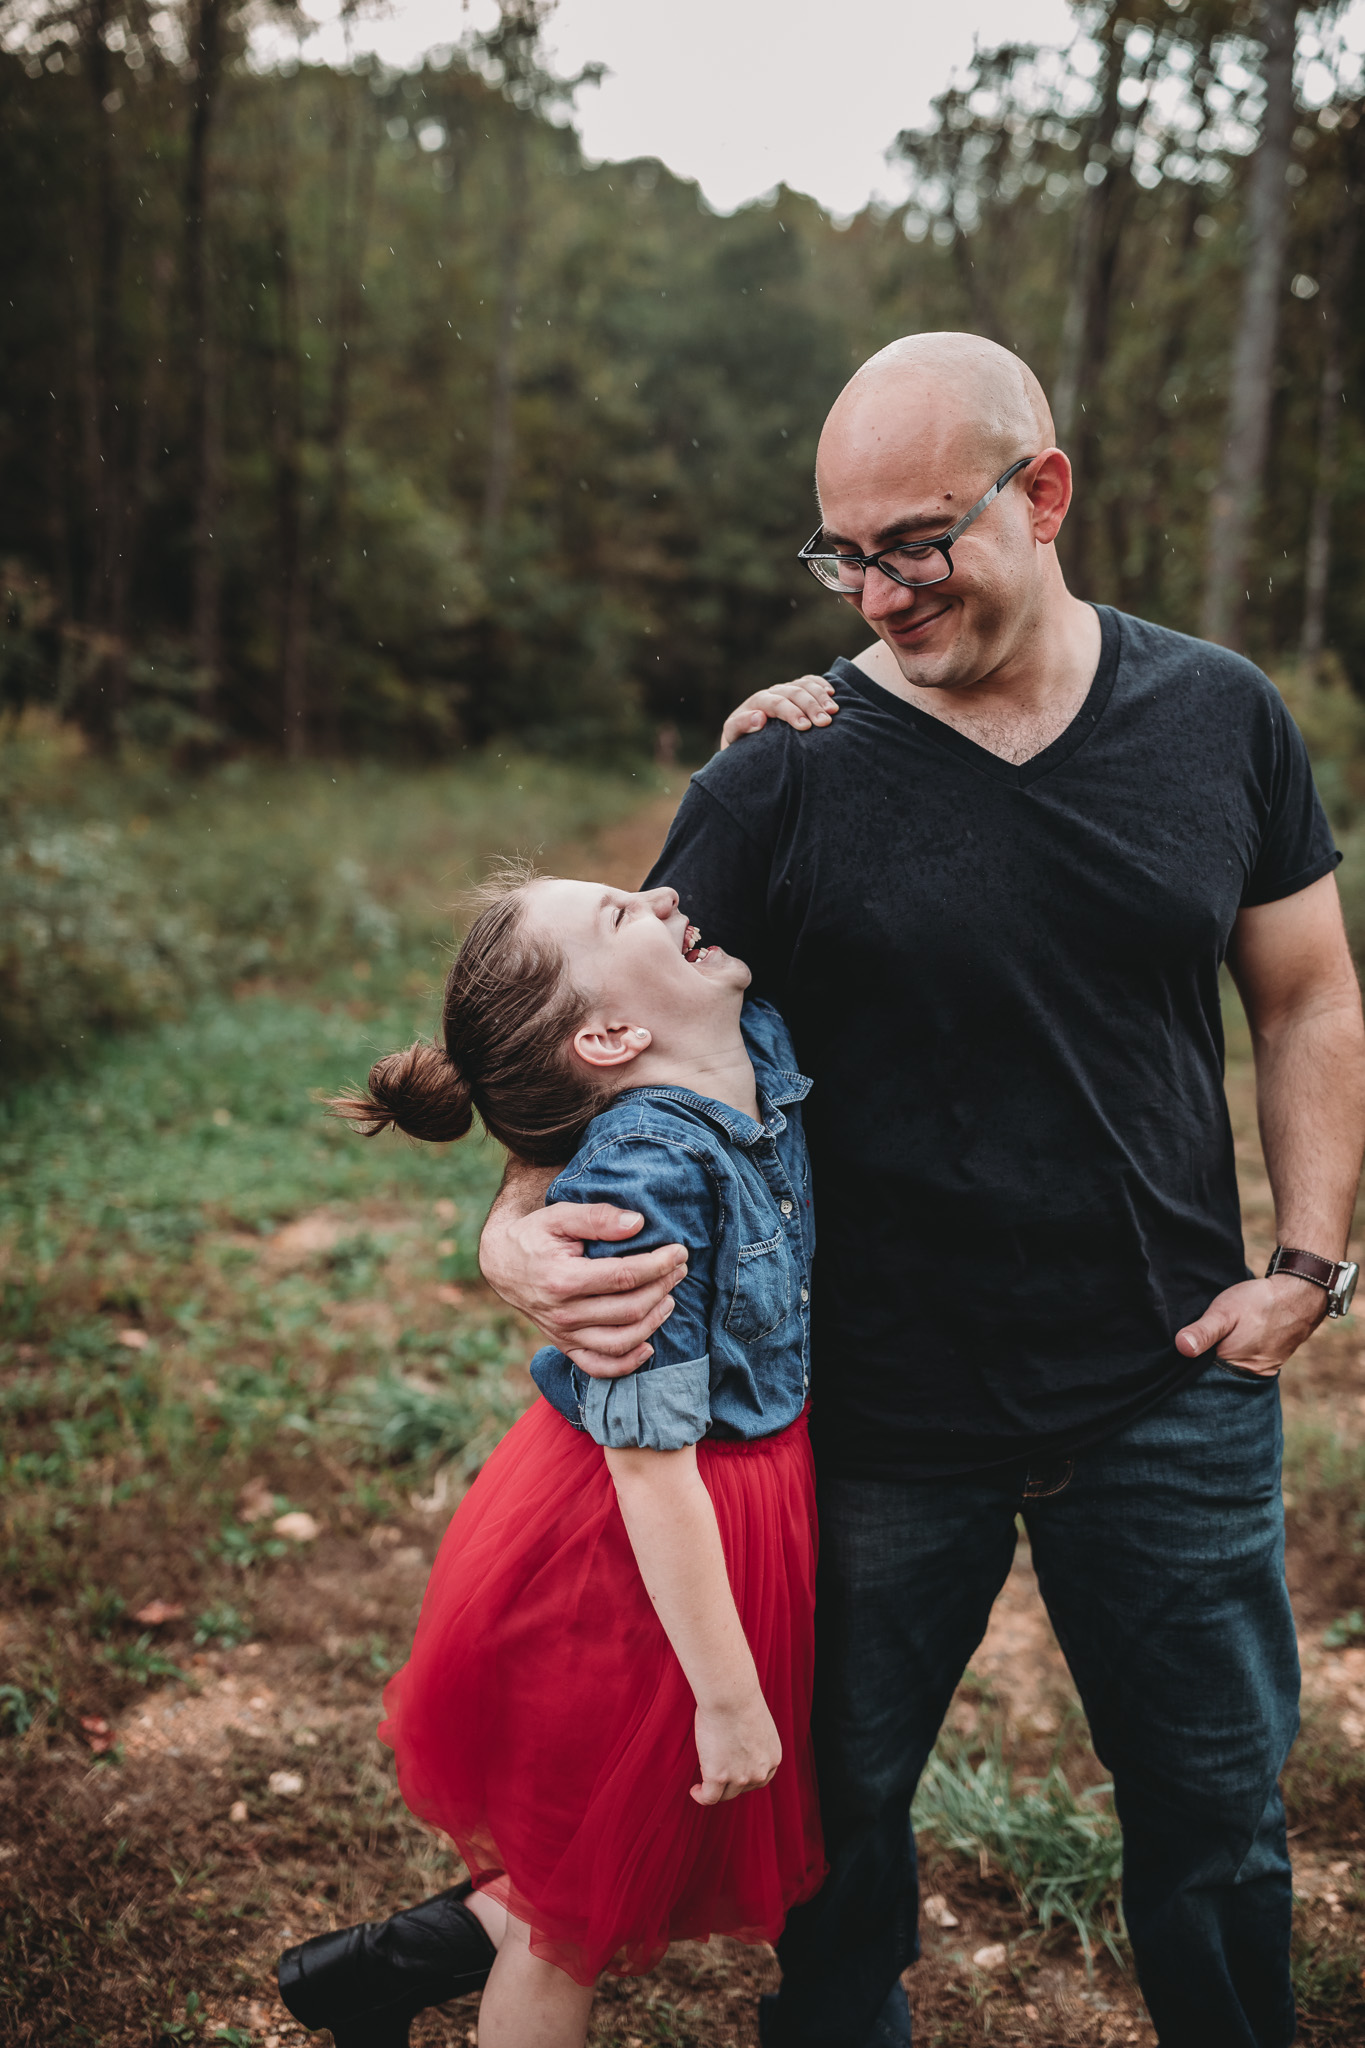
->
xmin=798 ymin=455 xmax=1038 ymax=594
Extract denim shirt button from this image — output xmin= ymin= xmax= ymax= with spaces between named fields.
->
xmin=800 ymin=1285 xmax=809 ymax=1304
xmin=780 ymin=1199 xmax=794 ymax=1215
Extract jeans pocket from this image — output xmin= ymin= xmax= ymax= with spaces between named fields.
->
xmin=725 ymin=1231 xmax=795 ymax=1340
xmin=1211 ymin=1357 xmax=1280 ymax=1385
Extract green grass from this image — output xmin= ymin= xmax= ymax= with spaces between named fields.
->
xmin=0 ymin=737 xmax=657 ymax=1773
xmin=0 ymin=718 xmax=663 ymax=1077
xmin=913 ymin=1725 xmax=1127 ymax=1972
xmin=0 ymin=988 xmax=507 ymax=1253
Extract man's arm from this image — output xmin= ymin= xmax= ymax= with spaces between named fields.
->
xmin=1176 ymin=873 xmax=1365 ymax=1371
xmin=479 ymin=1157 xmax=687 ymax=1375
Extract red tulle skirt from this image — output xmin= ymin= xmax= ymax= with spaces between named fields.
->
xmin=378 ymin=1396 xmax=825 ymax=1984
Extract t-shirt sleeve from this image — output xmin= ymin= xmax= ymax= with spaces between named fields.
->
xmin=1242 ymin=692 xmax=1342 ymax=907
xmin=645 ymin=727 xmax=796 ymax=996
xmin=535 ymin=1137 xmax=719 ymax=1452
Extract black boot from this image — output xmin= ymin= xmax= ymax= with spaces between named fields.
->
xmin=277 ymin=1878 xmax=497 ymax=2047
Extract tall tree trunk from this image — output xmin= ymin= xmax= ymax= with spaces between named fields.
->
xmin=1200 ymin=0 xmax=1297 ymax=650
xmin=1051 ymin=9 xmax=1125 ymax=451
xmin=273 ymin=216 xmax=308 ymax=759
xmin=185 ymin=0 xmax=227 ymax=719
xmin=482 ymin=113 xmax=527 ymax=542
xmin=82 ymin=0 xmax=130 ymax=750
xmin=1117 ymin=21 xmax=1220 ymax=617
xmin=1300 ymin=151 xmax=1361 ymax=677
xmin=1052 ymin=6 xmax=1147 ymax=598
xmin=314 ymin=77 xmax=377 ymax=754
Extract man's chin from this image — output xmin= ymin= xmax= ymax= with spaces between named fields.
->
xmin=887 ymin=642 xmax=970 ymax=693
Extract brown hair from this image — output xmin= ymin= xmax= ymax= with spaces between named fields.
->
xmin=329 ymin=863 xmax=608 ymax=1165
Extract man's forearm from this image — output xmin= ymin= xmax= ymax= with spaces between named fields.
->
xmin=1253 ymin=998 xmax=1365 ymax=1253
xmin=478 ymin=1157 xmax=558 ymax=1297
xmin=488 ymin=1156 xmax=559 ymax=1228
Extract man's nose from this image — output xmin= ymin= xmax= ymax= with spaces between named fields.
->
xmin=857 ymin=564 xmax=920 ymax=621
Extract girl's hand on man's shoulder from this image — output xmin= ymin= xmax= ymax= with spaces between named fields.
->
xmin=720 ymin=677 xmax=838 ymax=750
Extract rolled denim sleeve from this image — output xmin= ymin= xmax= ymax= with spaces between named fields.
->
xmin=547 ymin=1132 xmax=720 ymax=1452
xmin=579 ymin=1353 xmax=712 ymax=1451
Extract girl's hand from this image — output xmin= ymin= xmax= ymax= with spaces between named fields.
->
xmin=719 ymin=676 xmax=838 ymax=750
xmin=691 ymin=1696 xmax=783 ymax=1806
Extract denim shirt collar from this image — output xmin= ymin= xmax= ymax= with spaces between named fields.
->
xmin=617 ymin=1051 xmax=813 ymax=1149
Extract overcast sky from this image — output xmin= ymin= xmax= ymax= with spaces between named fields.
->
xmin=255 ymin=0 xmax=1077 ymax=217
xmin=252 ymin=0 xmax=1365 ymax=219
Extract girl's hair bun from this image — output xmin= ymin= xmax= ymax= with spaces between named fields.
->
xmin=329 ymin=1040 xmax=474 ymax=1144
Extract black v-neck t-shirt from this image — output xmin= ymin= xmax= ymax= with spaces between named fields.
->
xmin=645 ymin=607 xmax=1340 ymax=1480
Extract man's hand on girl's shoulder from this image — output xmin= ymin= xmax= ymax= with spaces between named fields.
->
xmin=479 ymin=1189 xmax=687 ymax=1378
xmin=719 ymin=675 xmax=839 ymax=750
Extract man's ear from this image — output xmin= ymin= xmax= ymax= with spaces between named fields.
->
xmin=1027 ymin=448 xmax=1072 ymax=547
xmin=573 ymin=1022 xmax=652 ymax=1071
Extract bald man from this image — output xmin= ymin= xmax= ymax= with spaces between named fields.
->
xmin=480 ymin=335 xmax=1365 ymax=2047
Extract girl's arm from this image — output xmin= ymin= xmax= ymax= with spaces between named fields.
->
xmin=605 ymin=1444 xmax=781 ymax=1807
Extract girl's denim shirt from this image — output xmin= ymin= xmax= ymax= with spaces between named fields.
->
xmin=530 ymin=999 xmax=814 ymax=1451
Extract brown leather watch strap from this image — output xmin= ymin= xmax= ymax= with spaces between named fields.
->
xmin=1265 ymin=1244 xmax=1336 ymax=1290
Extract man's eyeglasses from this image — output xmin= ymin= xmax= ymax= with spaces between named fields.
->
xmin=797 ymin=456 xmax=1038 ymax=595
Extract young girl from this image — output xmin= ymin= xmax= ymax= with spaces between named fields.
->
xmin=277 ymin=869 xmax=823 ymax=2048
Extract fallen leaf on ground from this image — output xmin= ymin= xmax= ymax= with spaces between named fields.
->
xmin=132 ymin=1599 xmax=185 ymax=1626
xmin=268 ymin=1771 xmax=304 ymax=1798
xmin=236 ymin=1476 xmax=275 ymax=1523
xmin=922 ymin=1893 xmax=959 ymax=1928
xmin=972 ymin=1943 xmax=1008 ymax=1970
xmin=272 ymin=1510 xmax=320 ymax=1543
xmin=229 ymin=1801 xmax=249 ymax=1823
xmin=432 ymin=1283 xmax=464 ymax=1306
xmin=117 ymin=1328 xmax=149 ymax=1349
xmin=80 ymin=1716 xmax=116 ymax=1754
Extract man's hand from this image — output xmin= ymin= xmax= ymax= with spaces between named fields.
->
xmin=1175 ymin=1275 xmax=1326 ymax=1377
xmin=480 ymin=1197 xmax=687 ymax=1377
xmin=720 ymin=676 xmax=838 ymax=750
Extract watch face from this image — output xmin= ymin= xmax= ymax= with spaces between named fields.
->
xmin=1332 ymin=1262 xmax=1360 ymax=1318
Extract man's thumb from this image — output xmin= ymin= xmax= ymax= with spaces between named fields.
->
xmin=564 ymin=1202 xmax=645 ymax=1241
xmin=1175 ymin=1306 xmax=1237 ymax=1357
xmin=690 ymin=1778 xmax=724 ymax=1808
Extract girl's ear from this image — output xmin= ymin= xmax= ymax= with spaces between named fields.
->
xmin=573 ymin=1022 xmax=652 ymax=1071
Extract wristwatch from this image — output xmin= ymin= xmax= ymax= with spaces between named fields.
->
xmin=1265 ymin=1244 xmax=1360 ymax=1319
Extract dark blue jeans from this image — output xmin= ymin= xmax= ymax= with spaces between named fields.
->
xmin=762 ymin=1364 xmax=1300 ymax=2048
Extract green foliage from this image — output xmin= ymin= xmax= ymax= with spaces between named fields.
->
xmin=1292 ymin=1923 xmax=1365 ymax=2039
xmin=95 ymin=1632 xmax=193 ymax=1688
xmin=212 ymin=1521 xmax=290 ymax=1573
xmin=0 ymin=727 xmax=651 ymax=1080
xmin=0 ymin=1681 xmax=56 ymax=1736
xmin=1323 ymin=1610 xmax=1365 ymax=1649
xmin=0 ymin=28 xmax=867 ymax=756
xmin=4 ymin=8 xmax=1365 ymax=765
xmin=192 ymin=1603 xmax=253 ymax=1649
xmin=338 ymin=1322 xmax=524 ymax=1467
xmin=913 ymin=1730 xmax=1127 ymax=1972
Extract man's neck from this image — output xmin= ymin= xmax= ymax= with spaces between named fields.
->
xmin=855 ymin=593 xmax=1102 ymax=768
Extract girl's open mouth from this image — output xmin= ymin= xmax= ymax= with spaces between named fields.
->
xmin=682 ymin=922 xmax=712 ymax=965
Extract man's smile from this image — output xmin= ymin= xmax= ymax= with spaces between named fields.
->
xmin=887 ymin=599 xmax=953 ymax=643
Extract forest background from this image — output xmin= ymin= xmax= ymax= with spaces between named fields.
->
xmin=11 ymin=3 xmax=1365 ymax=2045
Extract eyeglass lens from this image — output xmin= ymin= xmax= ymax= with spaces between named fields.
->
xmin=807 ymin=544 xmax=949 ymax=593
